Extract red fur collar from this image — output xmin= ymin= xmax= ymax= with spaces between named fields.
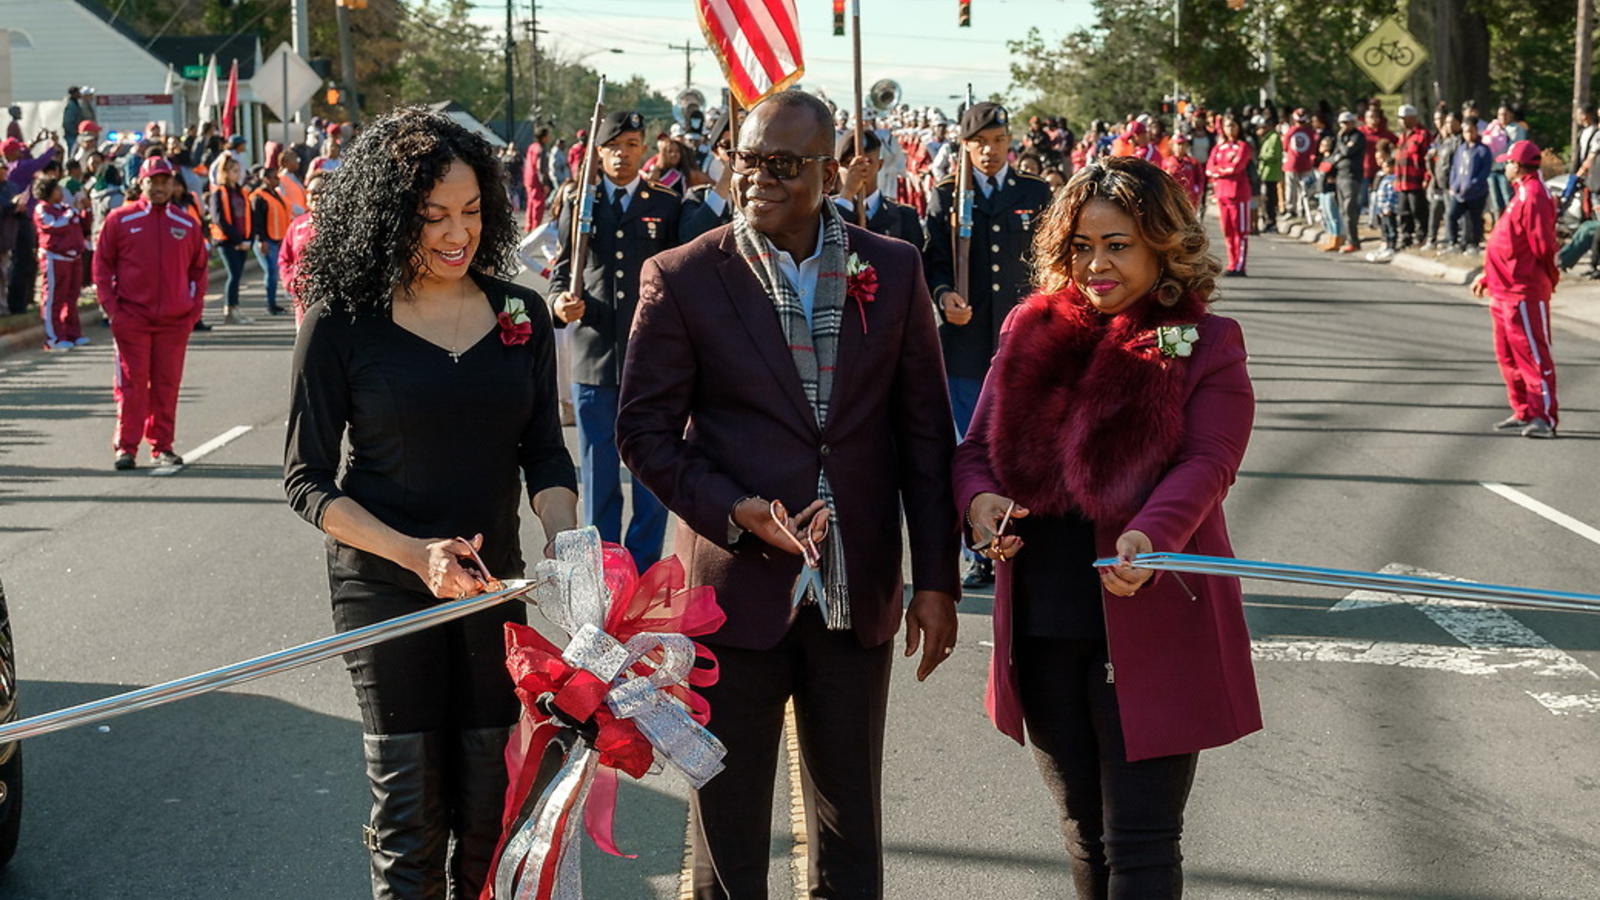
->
xmin=985 ymin=287 xmax=1209 ymax=523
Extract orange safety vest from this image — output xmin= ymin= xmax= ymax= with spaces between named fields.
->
xmin=251 ymin=186 xmax=292 ymax=242
xmin=209 ymin=185 xmax=252 ymax=242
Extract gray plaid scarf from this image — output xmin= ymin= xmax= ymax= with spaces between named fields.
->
xmin=731 ymin=202 xmax=852 ymax=630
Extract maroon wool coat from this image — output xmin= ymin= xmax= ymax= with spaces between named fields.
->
xmin=952 ymin=290 xmax=1263 ymax=761
xmin=618 ymin=222 xmax=961 ymax=651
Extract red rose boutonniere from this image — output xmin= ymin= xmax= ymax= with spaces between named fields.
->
xmin=498 ymin=296 xmax=533 ymax=346
xmin=845 ymin=252 xmax=878 ymax=333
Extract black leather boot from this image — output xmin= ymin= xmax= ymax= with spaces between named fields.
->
xmin=449 ymin=727 xmax=513 ymax=899
xmin=362 ymin=732 xmax=449 ymax=900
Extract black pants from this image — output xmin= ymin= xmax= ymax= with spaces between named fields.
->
xmin=6 ymin=223 xmax=35 ymax=314
xmin=1425 ymin=194 xmax=1447 ymax=245
xmin=1398 ymin=190 xmax=1428 ymax=245
xmin=1336 ymin=178 xmax=1363 ymax=248
xmin=1447 ymin=195 xmax=1487 ymax=248
xmin=1016 ymin=636 xmax=1198 ymax=900
xmin=689 ymin=608 xmax=893 ymax=899
xmin=329 ymin=573 xmax=523 ymax=734
xmin=1259 ymin=182 xmax=1278 ymax=230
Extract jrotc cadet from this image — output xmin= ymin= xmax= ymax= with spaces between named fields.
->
xmin=923 ymin=101 xmax=1051 ymax=587
xmin=549 ymin=109 xmax=681 ymax=569
xmin=679 ymin=123 xmax=733 ymax=242
xmin=834 ymin=129 xmax=926 ymax=248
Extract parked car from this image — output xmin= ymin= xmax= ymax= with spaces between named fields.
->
xmin=0 ymin=576 xmax=19 ymax=868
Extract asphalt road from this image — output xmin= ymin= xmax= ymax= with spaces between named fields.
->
xmin=0 ymin=228 xmax=1597 ymax=900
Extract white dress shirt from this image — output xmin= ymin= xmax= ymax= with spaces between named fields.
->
xmin=767 ymin=215 xmax=828 ymax=329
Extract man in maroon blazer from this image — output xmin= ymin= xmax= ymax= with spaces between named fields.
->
xmin=617 ymin=91 xmax=961 ymax=898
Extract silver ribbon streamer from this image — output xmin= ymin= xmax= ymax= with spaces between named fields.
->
xmin=0 ymin=579 xmax=539 ymax=745
xmin=1093 ymin=552 xmax=1600 ymax=614
xmin=495 ymin=527 xmax=727 ymax=900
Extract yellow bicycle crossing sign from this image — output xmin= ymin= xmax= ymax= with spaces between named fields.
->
xmin=1350 ymin=17 xmax=1429 ymax=93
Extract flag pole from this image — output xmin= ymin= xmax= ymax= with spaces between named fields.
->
xmin=850 ymin=0 xmax=867 ymax=226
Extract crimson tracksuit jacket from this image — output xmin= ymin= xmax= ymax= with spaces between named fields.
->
xmin=92 ymin=199 xmax=210 ymax=326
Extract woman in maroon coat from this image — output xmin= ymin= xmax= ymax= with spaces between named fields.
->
xmin=952 ymin=155 xmax=1261 ymax=898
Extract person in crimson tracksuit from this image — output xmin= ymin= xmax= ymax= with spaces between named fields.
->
xmin=32 ymin=176 xmax=90 ymax=350
xmin=1161 ymin=133 xmax=1204 ymax=209
xmin=1471 ymin=140 xmax=1561 ymax=439
xmin=93 ymin=157 xmax=209 ymax=470
xmin=1206 ymin=116 xmax=1254 ymax=276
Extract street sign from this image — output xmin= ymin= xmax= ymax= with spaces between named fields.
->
xmin=182 ymin=64 xmax=208 ymax=79
xmin=1350 ymin=17 xmax=1428 ymax=94
xmin=251 ymin=43 xmax=323 ymax=120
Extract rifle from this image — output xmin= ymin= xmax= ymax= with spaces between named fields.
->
xmin=952 ymin=83 xmax=975 ymax=303
xmin=569 ymin=76 xmax=608 ymax=292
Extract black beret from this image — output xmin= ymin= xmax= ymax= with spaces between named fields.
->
xmin=960 ymin=102 xmax=1010 ymax=140
xmin=834 ymin=129 xmax=882 ymax=164
xmin=596 ymin=110 xmax=645 ymax=146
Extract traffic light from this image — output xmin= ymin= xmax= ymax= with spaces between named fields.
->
xmin=337 ymin=0 xmax=367 ymax=8
xmin=958 ymin=0 xmax=970 ymax=27
xmin=833 ymin=0 xmax=844 ymax=36
xmin=327 ymin=88 xmax=343 ymax=106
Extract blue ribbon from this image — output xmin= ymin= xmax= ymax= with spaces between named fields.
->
xmin=1091 ymin=552 xmax=1600 ymax=615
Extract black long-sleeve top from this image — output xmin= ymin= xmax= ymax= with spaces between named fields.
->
xmin=284 ymin=273 xmax=577 ymax=590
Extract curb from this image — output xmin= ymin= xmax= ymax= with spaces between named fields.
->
xmin=1265 ymin=218 xmax=1481 ymax=284
xmin=1388 ymin=252 xmax=1480 ymax=285
xmin=0 ymin=305 xmax=106 ymax=358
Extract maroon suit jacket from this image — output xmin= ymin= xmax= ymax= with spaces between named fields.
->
xmin=953 ymin=297 xmax=1263 ymax=762
xmin=618 ymin=221 xmax=960 ymax=650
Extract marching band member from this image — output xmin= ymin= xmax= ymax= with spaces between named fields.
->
xmin=32 ymin=175 xmax=89 ymax=349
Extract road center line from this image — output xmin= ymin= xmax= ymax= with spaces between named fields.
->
xmin=1481 ymin=481 xmax=1600 ymax=547
xmin=151 ymin=425 xmax=253 ymax=477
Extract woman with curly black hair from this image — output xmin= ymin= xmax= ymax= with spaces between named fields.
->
xmin=283 ymin=106 xmax=578 ymax=899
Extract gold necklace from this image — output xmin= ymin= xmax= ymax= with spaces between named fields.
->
xmin=446 ymin=280 xmax=469 ymax=363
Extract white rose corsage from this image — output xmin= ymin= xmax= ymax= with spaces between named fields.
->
xmin=1155 ymin=324 xmax=1199 ymax=359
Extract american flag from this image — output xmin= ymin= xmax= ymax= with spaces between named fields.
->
xmin=695 ymin=0 xmax=806 ymax=108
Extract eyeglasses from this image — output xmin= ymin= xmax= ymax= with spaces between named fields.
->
xmin=729 ymin=151 xmax=832 ymax=180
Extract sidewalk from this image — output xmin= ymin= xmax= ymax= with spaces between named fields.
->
xmin=1259 ymin=212 xmax=1600 ymax=334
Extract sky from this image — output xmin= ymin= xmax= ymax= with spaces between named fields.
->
xmin=471 ymin=0 xmax=1097 ymax=114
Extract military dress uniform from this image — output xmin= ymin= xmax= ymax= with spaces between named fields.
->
xmin=834 ymin=131 xmax=927 ymax=249
xmin=549 ymin=110 xmax=682 ymax=568
xmin=923 ymin=102 xmax=1052 ymax=437
xmin=678 ymin=182 xmax=732 ymax=243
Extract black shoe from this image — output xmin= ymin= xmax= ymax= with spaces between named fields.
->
xmin=363 ymin=732 xmax=449 ymax=899
xmin=266 ymin=304 xmax=289 ymax=317
xmin=154 ymin=451 xmax=184 ymax=467
xmin=193 ymin=320 xmax=212 ymax=332
xmin=1234 ymin=270 xmax=1248 ymax=277
xmin=449 ymin=728 xmax=512 ymax=897
xmin=113 ymin=452 xmax=135 ymax=471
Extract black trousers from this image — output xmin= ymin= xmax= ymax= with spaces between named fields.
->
xmin=1447 ymin=195 xmax=1488 ymax=248
xmin=1016 ymin=636 xmax=1198 ymax=900
xmin=690 ymin=608 xmax=893 ymax=899
xmin=1398 ymin=190 xmax=1428 ymax=245
xmin=1259 ymin=182 xmax=1278 ymax=230
xmin=329 ymin=573 xmax=523 ymax=734
xmin=6 ymin=223 xmax=35 ymax=315
xmin=1336 ymin=178 xmax=1363 ymax=248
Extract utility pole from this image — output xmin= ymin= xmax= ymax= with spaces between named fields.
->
xmin=335 ymin=0 xmax=361 ymax=124
xmin=290 ymin=0 xmax=310 ymax=125
xmin=1576 ymin=0 xmax=1595 ymax=158
xmin=528 ymin=0 xmax=542 ymax=125
xmin=667 ymin=40 xmax=706 ymax=95
xmin=505 ymin=0 xmax=517 ymax=144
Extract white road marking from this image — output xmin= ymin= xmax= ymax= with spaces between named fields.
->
xmin=1317 ymin=562 xmax=1600 ymax=716
xmin=1481 ymin=481 xmax=1600 ymax=547
xmin=151 ymin=425 xmax=253 ymax=476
